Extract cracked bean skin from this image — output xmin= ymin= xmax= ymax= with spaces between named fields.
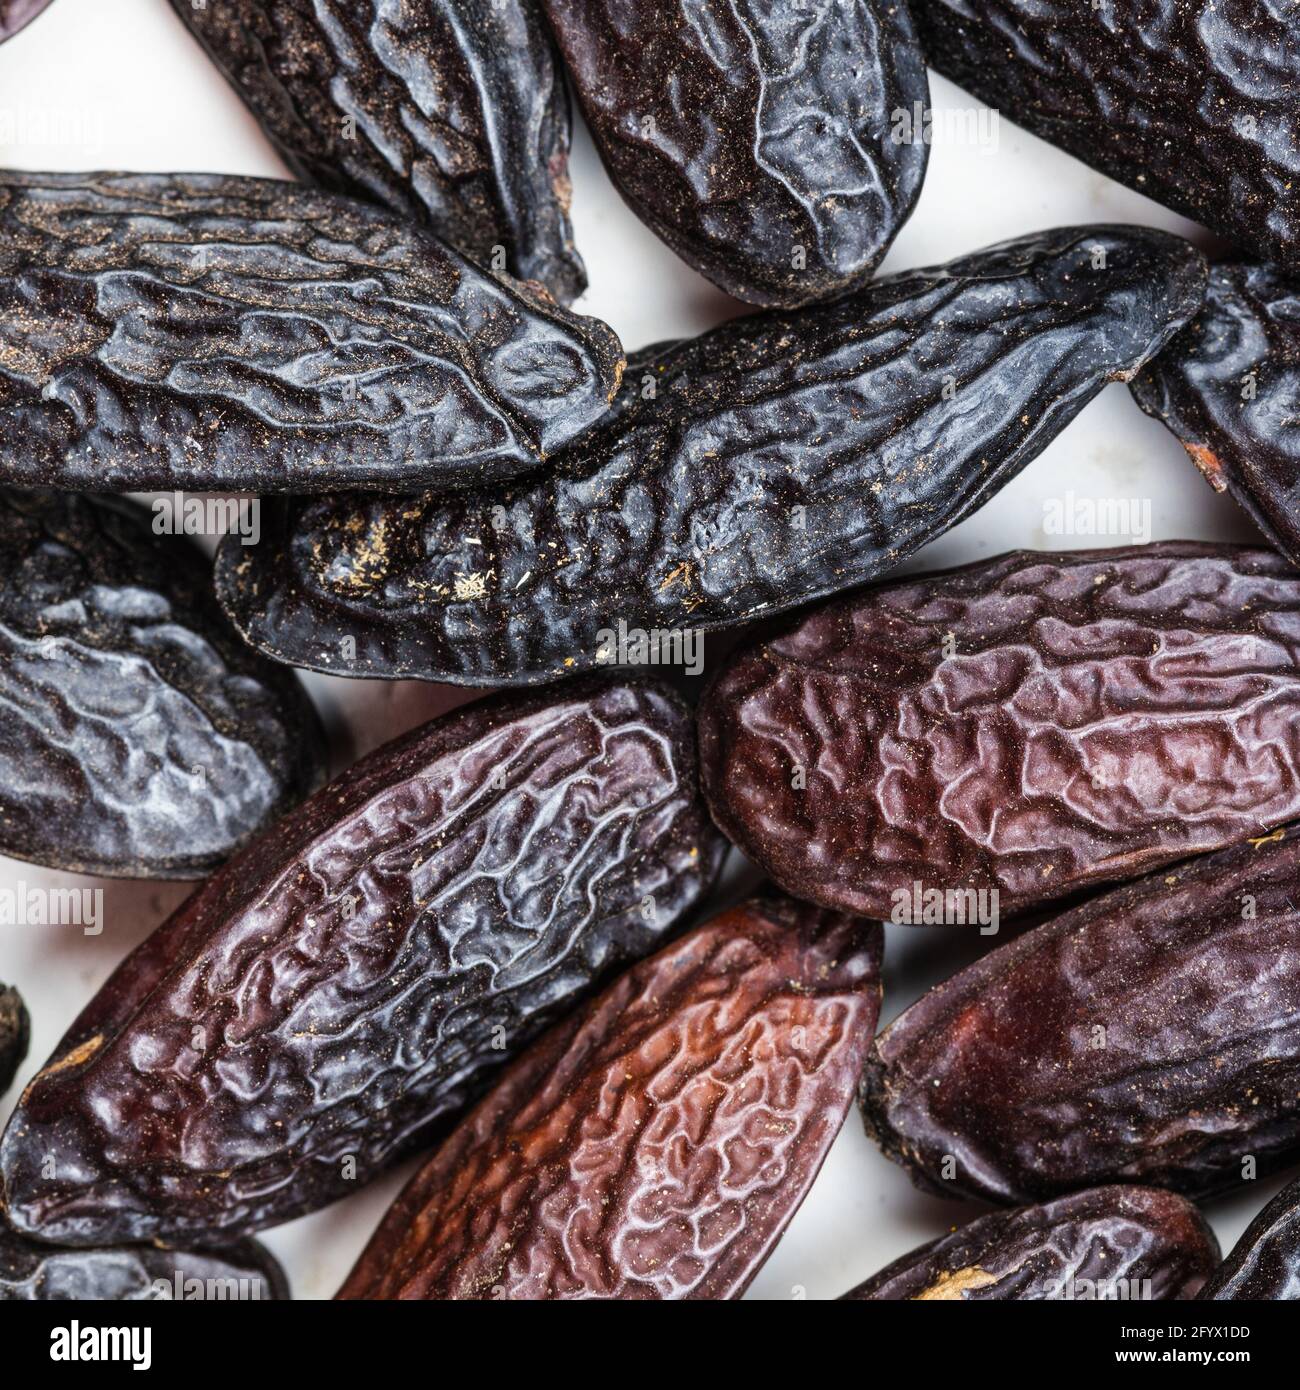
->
xmin=699 ymin=542 xmax=1300 ymax=920
xmin=915 ymin=0 xmax=1300 ymax=265
xmin=540 ymin=0 xmax=928 ymax=307
xmin=0 ymin=172 xmax=622 ymax=493
xmin=0 ymin=1229 xmax=288 ymax=1301
xmin=0 ymin=678 xmax=724 ymax=1245
xmin=337 ymin=892 xmax=882 ymax=1300
xmin=841 ymin=1187 xmax=1218 ymax=1301
xmin=0 ymin=983 xmax=27 ymax=1098
xmin=214 ymin=227 xmax=1206 ymax=685
xmin=1202 ymin=1176 xmax=1300 ymax=1299
xmin=859 ymin=829 xmax=1300 ymax=1205
xmin=0 ymin=489 xmax=325 ymax=880
xmin=1132 ymin=262 xmax=1300 ymax=567
xmin=171 ymin=0 xmax=585 ymax=303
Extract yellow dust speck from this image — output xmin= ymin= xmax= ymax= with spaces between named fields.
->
xmin=453 ymin=573 xmax=489 ymax=602
xmin=37 ymin=1034 xmax=104 ymax=1079
xmin=914 ymin=1266 xmax=999 ymax=1300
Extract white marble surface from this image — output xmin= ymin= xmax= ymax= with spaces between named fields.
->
xmin=0 ymin=0 xmax=1288 ymax=1301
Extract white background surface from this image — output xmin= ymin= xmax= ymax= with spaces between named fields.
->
xmin=0 ymin=0 xmax=1287 ymax=1301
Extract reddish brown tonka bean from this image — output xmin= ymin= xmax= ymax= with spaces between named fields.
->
xmin=859 ymin=829 xmax=1300 ymax=1204
xmin=0 ymin=982 xmax=28 ymax=1098
xmin=699 ymin=543 xmax=1300 ymax=920
xmin=1201 ymin=1177 xmax=1300 ymax=1300
xmin=0 ymin=1229 xmax=288 ymax=1301
xmin=915 ymin=1 xmax=1300 ymax=266
xmin=338 ymin=894 xmax=883 ymax=1300
xmin=541 ymin=0 xmax=928 ymax=307
xmin=1132 ymin=263 xmax=1300 ymax=566
xmin=0 ymin=172 xmax=622 ymax=493
xmin=0 ymin=0 xmax=51 ymax=42
xmin=0 ymin=679 xmax=724 ymax=1246
xmin=215 ymin=228 xmax=1206 ymax=685
xmin=842 ymin=1187 xmax=1218 ymax=1301
xmin=171 ymin=0 xmax=585 ymax=302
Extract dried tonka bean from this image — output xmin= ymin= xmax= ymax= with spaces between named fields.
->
xmin=0 ymin=982 xmax=28 ymax=1098
xmin=0 ymin=1228 xmax=288 ymax=1301
xmin=0 ymin=0 xmax=52 ymax=42
xmin=1202 ymin=1177 xmax=1300 ymax=1300
xmin=0 ymin=678 xmax=724 ymax=1245
xmin=699 ymin=543 xmax=1300 ymax=920
xmin=171 ymin=0 xmax=585 ymax=302
xmin=859 ymin=829 xmax=1300 ymax=1204
xmin=915 ymin=0 xmax=1300 ymax=265
xmin=0 ymin=172 xmax=622 ymax=493
xmin=1133 ymin=263 xmax=1300 ymax=565
xmin=338 ymin=893 xmax=882 ymax=1300
xmin=0 ymin=489 xmax=325 ymax=879
xmin=216 ymin=227 xmax=1206 ymax=685
xmin=841 ymin=1187 xmax=1218 ymax=1301
xmin=541 ymin=0 xmax=928 ymax=307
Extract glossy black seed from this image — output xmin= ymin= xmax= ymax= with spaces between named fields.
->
xmin=215 ymin=226 xmax=1206 ymax=685
xmin=1133 ymin=262 xmax=1300 ymax=566
xmin=0 ymin=172 xmax=623 ymax=493
xmin=0 ymin=489 xmax=325 ymax=879
xmin=542 ymin=0 xmax=929 ymax=306
xmin=915 ymin=0 xmax=1300 ymax=264
xmin=171 ymin=0 xmax=586 ymax=302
